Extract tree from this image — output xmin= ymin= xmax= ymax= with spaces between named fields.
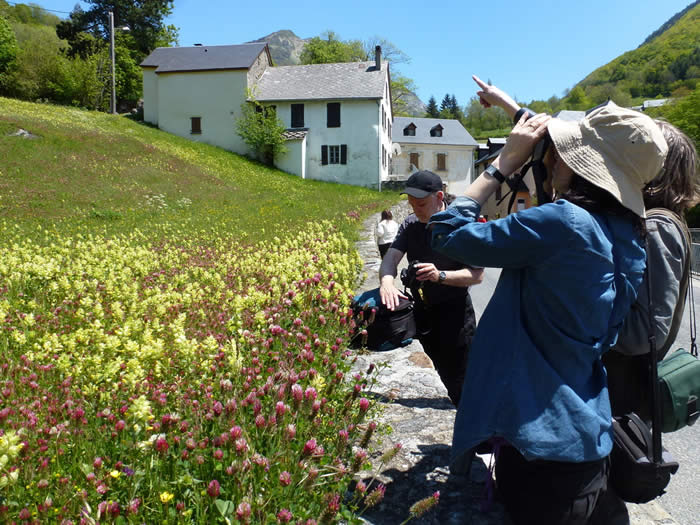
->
xmin=236 ymin=92 xmax=288 ymax=166
xmin=425 ymin=96 xmax=439 ymax=118
xmin=57 ymin=1 xmax=178 ymax=59
xmin=54 ymin=1 xmax=178 ymax=111
xmin=391 ymin=74 xmax=417 ymax=117
xmin=439 ymin=93 xmax=451 ymax=114
xmin=0 ymin=14 xmax=17 ymax=76
xmin=363 ymin=36 xmax=410 ymax=66
xmin=299 ymin=31 xmax=365 ymax=64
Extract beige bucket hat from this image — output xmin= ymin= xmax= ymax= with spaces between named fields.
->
xmin=547 ymin=102 xmax=668 ymax=217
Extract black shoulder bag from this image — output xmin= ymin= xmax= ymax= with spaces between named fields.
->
xmin=608 ymin=209 xmax=699 ymax=503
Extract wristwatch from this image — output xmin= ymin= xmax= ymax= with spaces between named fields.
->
xmin=485 ymin=164 xmax=506 ymax=184
xmin=438 ymin=271 xmax=447 ymax=283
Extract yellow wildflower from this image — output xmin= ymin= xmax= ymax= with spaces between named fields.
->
xmin=160 ymin=491 xmax=174 ymax=504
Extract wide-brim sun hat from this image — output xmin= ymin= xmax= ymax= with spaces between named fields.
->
xmin=547 ymin=102 xmax=668 ymax=217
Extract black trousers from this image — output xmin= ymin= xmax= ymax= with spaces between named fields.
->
xmin=378 ymin=243 xmax=391 ymax=258
xmin=415 ymin=293 xmax=476 ymax=406
xmin=495 ymin=446 xmax=609 ymax=525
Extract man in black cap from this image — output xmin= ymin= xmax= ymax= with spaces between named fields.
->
xmin=380 ymin=170 xmax=483 ymax=405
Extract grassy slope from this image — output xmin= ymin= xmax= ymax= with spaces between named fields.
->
xmin=577 ymin=3 xmax=699 ymax=93
xmin=0 ymin=97 xmax=399 ymax=242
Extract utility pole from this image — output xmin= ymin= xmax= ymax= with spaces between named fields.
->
xmin=109 ymin=11 xmax=116 ymax=114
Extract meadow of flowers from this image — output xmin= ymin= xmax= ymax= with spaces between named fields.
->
xmin=0 ymin=220 xmax=394 ymax=524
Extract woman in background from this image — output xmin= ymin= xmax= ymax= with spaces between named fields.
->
xmin=376 ymin=209 xmax=399 ymax=258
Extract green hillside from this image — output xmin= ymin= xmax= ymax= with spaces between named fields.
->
xmin=0 ymin=97 xmax=397 ymax=241
xmin=576 ymin=1 xmax=699 ymax=102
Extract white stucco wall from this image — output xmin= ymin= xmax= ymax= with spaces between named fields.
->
xmin=275 ymin=137 xmax=306 ymax=179
xmin=379 ymin=85 xmax=393 ymax=188
xmin=271 ymin=99 xmax=386 ymax=188
xmin=392 ymin=143 xmax=476 ymax=194
xmin=142 ymin=68 xmax=158 ymax=125
xmin=154 ymin=70 xmax=250 ymax=154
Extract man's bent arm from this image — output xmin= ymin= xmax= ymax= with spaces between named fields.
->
xmin=442 ymin=267 xmax=484 ymax=288
xmin=379 ymin=247 xmax=406 ymax=310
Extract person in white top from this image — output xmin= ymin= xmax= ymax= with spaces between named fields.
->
xmin=376 ymin=209 xmax=399 ymax=258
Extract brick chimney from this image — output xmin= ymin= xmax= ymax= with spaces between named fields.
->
xmin=375 ymin=45 xmax=381 ymax=71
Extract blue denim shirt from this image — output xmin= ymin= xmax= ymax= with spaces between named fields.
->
xmin=430 ymin=197 xmax=645 ymax=464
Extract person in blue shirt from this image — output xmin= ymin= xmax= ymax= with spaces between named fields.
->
xmin=430 ymin=102 xmax=668 ymax=524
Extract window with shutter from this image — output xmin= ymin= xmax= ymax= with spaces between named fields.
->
xmin=291 ymin=104 xmax=304 ymax=128
xmin=410 ymin=153 xmax=419 ymax=170
xmin=321 ymin=145 xmax=347 ymax=165
xmin=327 ymin=103 xmax=341 ymax=127
xmin=329 ymin=145 xmax=340 ymax=164
xmin=190 ymin=117 xmax=201 ymax=134
xmin=437 ymin=153 xmax=446 ymax=171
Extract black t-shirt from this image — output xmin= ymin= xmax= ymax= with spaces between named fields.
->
xmin=391 ymin=213 xmax=469 ymax=305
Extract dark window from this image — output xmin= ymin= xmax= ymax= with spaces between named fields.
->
xmin=437 ymin=153 xmax=446 ymax=171
xmin=382 ymin=107 xmax=386 ymax=131
xmin=327 ymin=103 xmax=341 ymax=127
xmin=291 ymin=104 xmax=304 ymax=128
xmin=404 ymin=124 xmax=416 ymax=136
xmin=190 ymin=117 xmax=201 ymax=134
xmin=430 ymin=124 xmax=443 ymax=137
xmin=322 ymin=144 xmax=347 ymax=165
xmin=410 ymin=152 xmax=419 ymax=169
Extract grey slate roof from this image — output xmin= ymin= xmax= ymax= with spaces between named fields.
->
xmin=392 ymin=117 xmax=478 ymax=147
xmin=141 ymin=43 xmax=268 ymax=73
xmin=254 ymin=61 xmax=388 ymax=101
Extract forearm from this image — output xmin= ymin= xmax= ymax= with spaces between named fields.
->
xmin=464 ymin=158 xmax=507 ymax=205
xmin=379 ymin=248 xmax=402 ymax=282
xmin=442 ymin=267 xmax=484 ymax=287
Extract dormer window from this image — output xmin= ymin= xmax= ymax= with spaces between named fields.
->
xmin=430 ymin=124 xmax=443 ymax=137
xmin=403 ymin=123 xmax=416 ymax=136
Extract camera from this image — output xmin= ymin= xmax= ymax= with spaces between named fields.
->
xmin=400 ymin=261 xmax=422 ymax=290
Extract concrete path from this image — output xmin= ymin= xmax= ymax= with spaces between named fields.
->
xmin=351 ymin=203 xmax=683 ymax=524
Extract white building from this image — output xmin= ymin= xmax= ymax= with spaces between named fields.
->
xmin=391 ymin=117 xmax=478 ymax=195
xmin=141 ymin=43 xmax=393 ymax=189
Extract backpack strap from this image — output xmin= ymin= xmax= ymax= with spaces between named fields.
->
xmin=646 ymin=208 xmax=693 ymax=358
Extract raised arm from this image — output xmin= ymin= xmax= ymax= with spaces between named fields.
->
xmin=473 ymin=75 xmax=522 ymax=120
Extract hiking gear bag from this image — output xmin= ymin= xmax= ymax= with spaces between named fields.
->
xmin=350 ymin=288 xmax=416 ymax=351
xmin=609 ymin=216 xmax=690 ymax=503
xmin=652 ymin=209 xmax=700 ymax=433
xmin=658 ymin=348 xmax=700 ymax=432
xmin=610 ymin=413 xmax=678 ymax=504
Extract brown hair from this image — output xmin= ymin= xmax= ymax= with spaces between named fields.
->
xmin=644 ymin=120 xmax=700 ymax=215
xmin=381 ymin=209 xmax=393 ymax=221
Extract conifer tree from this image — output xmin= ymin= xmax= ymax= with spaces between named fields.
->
xmin=425 ymin=96 xmax=439 ymax=118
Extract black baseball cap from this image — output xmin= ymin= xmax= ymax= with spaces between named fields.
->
xmin=401 ymin=170 xmax=443 ymax=198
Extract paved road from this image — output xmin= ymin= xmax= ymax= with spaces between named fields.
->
xmin=469 ymin=268 xmax=699 ymax=525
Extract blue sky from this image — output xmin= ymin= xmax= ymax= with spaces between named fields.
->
xmin=34 ymin=0 xmax=694 ymax=106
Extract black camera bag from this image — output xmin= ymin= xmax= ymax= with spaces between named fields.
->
xmin=350 ymin=287 xmax=416 ymax=351
xmin=610 ymin=413 xmax=678 ymax=503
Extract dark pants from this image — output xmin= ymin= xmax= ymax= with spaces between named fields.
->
xmin=378 ymin=243 xmax=391 ymax=258
xmin=415 ymin=293 xmax=475 ymax=406
xmin=495 ymin=446 xmax=609 ymax=525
